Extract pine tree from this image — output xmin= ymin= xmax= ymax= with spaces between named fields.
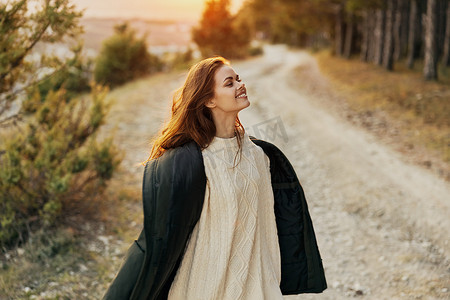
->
xmin=192 ymin=0 xmax=251 ymax=58
xmin=0 ymin=0 xmax=121 ymax=248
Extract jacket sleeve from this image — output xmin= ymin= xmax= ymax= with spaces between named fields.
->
xmin=102 ymin=230 xmax=146 ymax=300
xmin=101 ymin=142 xmax=206 ymax=300
xmin=130 ymin=143 xmax=207 ymax=300
xmin=249 ymin=137 xmax=327 ymax=294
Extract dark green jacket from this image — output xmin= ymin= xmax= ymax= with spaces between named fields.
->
xmin=103 ymin=136 xmax=327 ymax=299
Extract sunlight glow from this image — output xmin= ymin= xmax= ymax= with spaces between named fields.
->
xmin=71 ymin=0 xmax=245 ymax=21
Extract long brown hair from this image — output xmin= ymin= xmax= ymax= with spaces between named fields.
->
xmin=146 ymin=56 xmax=245 ymax=167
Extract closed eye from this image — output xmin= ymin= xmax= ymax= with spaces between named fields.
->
xmin=230 ymin=78 xmax=241 ymax=86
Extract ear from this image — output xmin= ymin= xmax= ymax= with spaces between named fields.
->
xmin=205 ymin=98 xmax=216 ymax=109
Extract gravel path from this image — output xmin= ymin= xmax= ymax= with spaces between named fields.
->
xmin=104 ymin=45 xmax=450 ymax=299
xmin=236 ymin=45 xmax=450 ymax=300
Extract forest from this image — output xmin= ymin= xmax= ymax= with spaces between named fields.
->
xmin=234 ymin=0 xmax=449 ymax=80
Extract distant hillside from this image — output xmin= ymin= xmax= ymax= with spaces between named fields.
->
xmin=80 ymin=17 xmax=195 ymax=55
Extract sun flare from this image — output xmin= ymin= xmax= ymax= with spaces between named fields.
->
xmin=70 ymin=0 xmax=244 ymax=21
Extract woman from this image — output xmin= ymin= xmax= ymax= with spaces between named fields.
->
xmin=103 ymin=57 xmax=327 ymax=300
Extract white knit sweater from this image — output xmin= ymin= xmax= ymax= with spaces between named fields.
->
xmin=168 ymin=131 xmax=283 ymax=300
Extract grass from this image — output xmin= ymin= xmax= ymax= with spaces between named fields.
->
xmin=0 ymin=227 xmax=100 ymax=299
xmin=0 ymin=182 xmax=141 ymax=299
xmin=310 ymin=50 xmax=450 ymax=178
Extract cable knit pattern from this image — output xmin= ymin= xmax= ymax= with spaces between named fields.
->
xmin=168 ymin=131 xmax=282 ymax=300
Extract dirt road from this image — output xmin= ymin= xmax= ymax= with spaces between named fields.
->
xmin=106 ymin=45 xmax=450 ymax=299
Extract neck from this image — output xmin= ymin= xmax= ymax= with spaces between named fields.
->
xmin=215 ymin=129 xmax=236 ymax=138
xmin=211 ymin=111 xmax=238 ymax=138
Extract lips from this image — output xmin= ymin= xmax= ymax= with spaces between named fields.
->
xmin=236 ymin=89 xmax=247 ymax=99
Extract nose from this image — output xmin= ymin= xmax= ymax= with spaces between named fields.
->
xmin=239 ymin=82 xmax=246 ymax=90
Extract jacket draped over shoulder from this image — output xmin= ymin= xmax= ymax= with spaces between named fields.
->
xmin=102 ymin=137 xmax=327 ymax=300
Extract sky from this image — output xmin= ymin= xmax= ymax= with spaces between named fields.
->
xmin=71 ymin=0 xmax=245 ymax=22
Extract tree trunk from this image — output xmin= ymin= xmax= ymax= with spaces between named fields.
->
xmin=407 ymin=0 xmax=422 ymax=68
xmin=442 ymin=0 xmax=450 ymax=66
xmin=424 ymin=0 xmax=438 ymax=80
xmin=400 ymin=0 xmax=411 ymax=58
xmin=383 ymin=0 xmax=397 ymax=70
xmin=343 ymin=14 xmax=354 ymax=58
xmin=436 ymin=0 xmax=447 ymax=60
xmin=360 ymin=10 xmax=369 ymax=61
xmin=366 ymin=9 xmax=377 ymax=62
xmin=335 ymin=4 xmax=345 ymax=56
xmin=394 ymin=0 xmax=410 ymax=61
xmin=374 ymin=6 xmax=386 ymax=65
xmin=393 ymin=0 xmax=403 ymax=61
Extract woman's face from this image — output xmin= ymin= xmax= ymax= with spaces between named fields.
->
xmin=206 ymin=65 xmax=250 ymax=113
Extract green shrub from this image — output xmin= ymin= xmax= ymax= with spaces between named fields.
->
xmin=248 ymin=45 xmax=264 ymax=56
xmin=94 ymin=22 xmax=162 ymax=87
xmin=0 ymin=0 xmax=121 ymax=250
xmin=35 ymin=45 xmax=92 ymax=101
xmin=0 ymin=84 xmax=121 ymax=248
xmin=170 ymin=48 xmax=194 ymax=70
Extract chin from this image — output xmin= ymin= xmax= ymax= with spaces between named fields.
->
xmin=240 ymin=102 xmax=250 ymax=110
